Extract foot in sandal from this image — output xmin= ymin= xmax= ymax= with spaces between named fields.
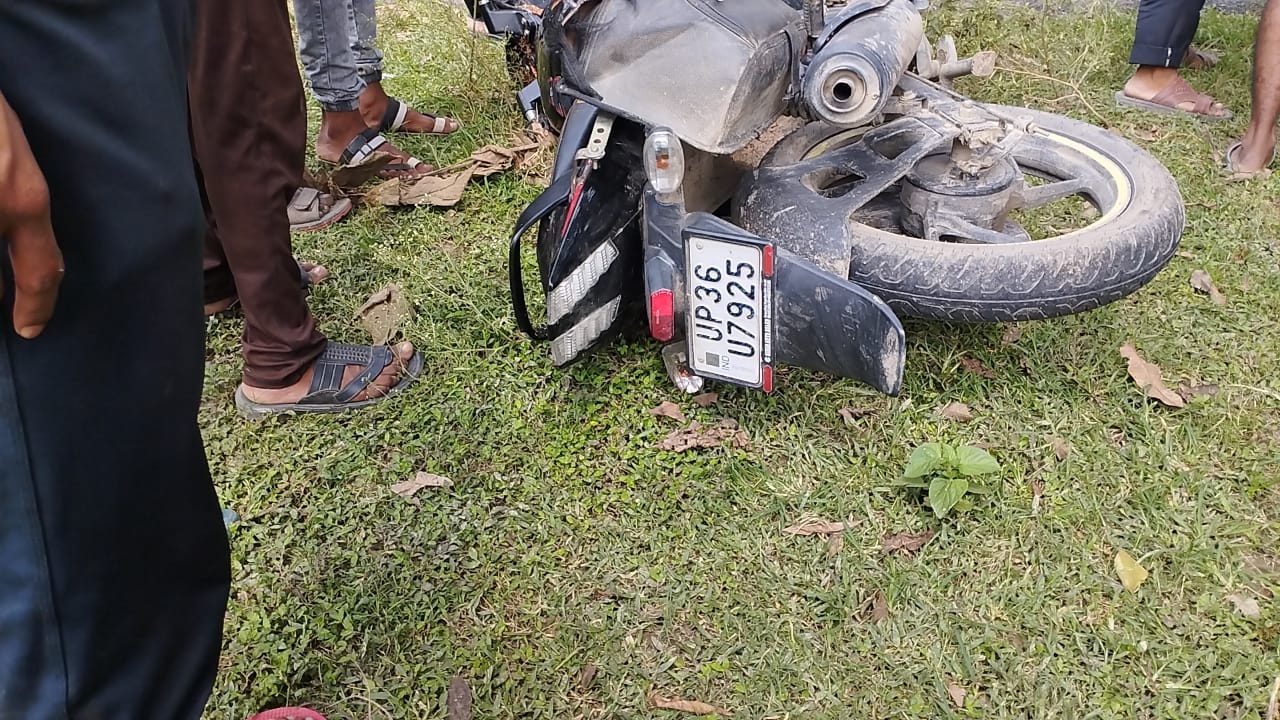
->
xmin=315 ymin=108 xmax=431 ymax=180
xmin=1225 ymin=134 xmax=1277 ymax=180
xmin=358 ymin=80 xmax=461 ymax=136
xmin=235 ymin=340 xmax=422 ymax=419
xmin=1116 ymin=67 xmax=1231 ymax=120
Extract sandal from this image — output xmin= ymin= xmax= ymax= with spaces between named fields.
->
xmin=204 ymin=260 xmax=327 ymax=317
xmin=334 ymin=127 xmax=431 ymax=179
xmin=1182 ymin=46 xmax=1220 ymax=71
xmin=234 ymin=341 xmax=424 ymax=419
xmin=289 ymin=187 xmax=352 ymax=234
xmin=1224 ymin=140 xmax=1276 ymax=181
xmin=378 ymin=96 xmax=461 ymax=136
xmin=1114 ymin=75 xmax=1232 ymax=121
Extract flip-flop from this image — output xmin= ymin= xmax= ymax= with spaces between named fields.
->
xmin=204 ymin=260 xmax=326 ymax=317
xmin=332 ymin=127 xmax=431 ymax=179
xmin=1224 ymin=140 xmax=1276 ymax=181
xmin=289 ymin=187 xmax=352 ymax=233
xmin=1114 ymin=75 xmax=1232 ymax=121
xmin=378 ymin=96 xmax=461 ymax=136
xmin=234 ymin=341 xmax=424 ymax=419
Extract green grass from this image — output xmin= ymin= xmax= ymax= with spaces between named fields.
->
xmin=202 ymin=0 xmax=1279 ymax=717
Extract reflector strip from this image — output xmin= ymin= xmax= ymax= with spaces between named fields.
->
xmin=550 ymin=296 xmax=621 ymax=366
xmin=546 ymin=241 xmax=619 ymax=326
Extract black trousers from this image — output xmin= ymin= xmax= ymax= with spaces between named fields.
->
xmin=0 ymin=1 xmax=230 ymax=718
xmin=1130 ymin=0 xmax=1206 ymax=67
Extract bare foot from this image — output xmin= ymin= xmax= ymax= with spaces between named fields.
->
xmin=1123 ymin=67 xmax=1229 ymax=117
xmin=315 ymin=108 xmax=431 ymax=179
xmin=359 ymin=81 xmax=461 ymax=135
xmin=240 ymin=341 xmax=416 ymax=405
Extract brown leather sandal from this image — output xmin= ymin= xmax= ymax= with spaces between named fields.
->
xmin=1114 ymin=75 xmax=1232 ymax=121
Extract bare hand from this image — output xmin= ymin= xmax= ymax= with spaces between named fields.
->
xmin=0 ymin=93 xmax=62 ymax=339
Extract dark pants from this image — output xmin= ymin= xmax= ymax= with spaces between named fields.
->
xmin=0 ymin=1 xmax=230 ymax=718
xmin=1130 ymin=0 xmax=1206 ymax=67
xmin=191 ymin=0 xmax=327 ymax=389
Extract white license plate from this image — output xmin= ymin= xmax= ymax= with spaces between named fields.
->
xmin=685 ymin=234 xmax=773 ymax=387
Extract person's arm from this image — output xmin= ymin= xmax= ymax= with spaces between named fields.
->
xmin=0 ymin=90 xmax=62 ymax=339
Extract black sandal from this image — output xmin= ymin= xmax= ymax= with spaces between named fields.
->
xmin=234 ymin=341 xmax=423 ymax=419
xmin=378 ymin=96 xmax=461 ymax=136
xmin=335 ymin=127 xmax=430 ymax=178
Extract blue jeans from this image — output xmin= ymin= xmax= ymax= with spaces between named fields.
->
xmin=293 ymin=0 xmax=384 ymax=111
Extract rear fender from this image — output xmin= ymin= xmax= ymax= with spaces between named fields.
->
xmin=508 ymin=103 xmax=647 ymax=367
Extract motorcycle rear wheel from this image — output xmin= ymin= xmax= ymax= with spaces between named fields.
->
xmin=757 ymin=105 xmax=1184 ymax=322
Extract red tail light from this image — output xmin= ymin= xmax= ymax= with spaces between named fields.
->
xmin=649 ymin=289 xmax=675 ymax=341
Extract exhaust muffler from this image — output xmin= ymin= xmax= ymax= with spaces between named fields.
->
xmin=802 ymin=0 xmax=923 ymax=128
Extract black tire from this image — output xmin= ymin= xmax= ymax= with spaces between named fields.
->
xmin=760 ymin=105 xmax=1185 ymax=322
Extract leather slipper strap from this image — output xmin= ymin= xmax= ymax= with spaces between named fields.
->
xmin=299 ymin=342 xmax=394 ymax=405
xmin=380 ymin=97 xmax=410 ymax=133
xmin=339 ymin=127 xmax=387 ymax=165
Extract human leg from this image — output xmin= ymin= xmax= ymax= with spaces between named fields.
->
xmin=293 ymin=0 xmax=431 ymax=176
xmin=191 ymin=0 xmax=420 ymax=410
xmin=0 ymin=1 xmax=229 ymax=717
xmin=1228 ymin=0 xmax=1280 ymax=174
xmin=1120 ymin=0 xmax=1230 ymax=118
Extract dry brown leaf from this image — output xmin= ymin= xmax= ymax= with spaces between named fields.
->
xmin=1176 ymin=250 xmax=1196 ymax=260
xmin=938 ymin=402 xmax=974 ymax=422
xmin=447 ymin=676 xmax=472 ymax=720
xmin=356 ymin=283 xmax=413 ymax=345
xmin=1134 ymin=127 xmax=1161 ymax=142
xmin=657 ymin=419 xmax=750 ymax=452
xmin=330 ymin=151 xmax=394 ymax=189
xmin=882 ymin=530 xmax=935 ymax=555
xmin=1190 ymin=269 xmax=1227 ymax=306
xmin=1119 ymin=343 xmax=1185 ymax=408
xmin=693 ymin=392 xmax=719 ymax=407
xmin=1001 ymin=324 xmax=1024 ymax=346
xmin=783 ymin=517 xmax=852 ymax=536
xmin=366 ymin=168 xmax=476 ymax=207
xmin=391 ymin=472 xmax=453 ymax=498
xmin=838 ymin=407 xmax=875 ymax=425
xmin=1031 ymin=479 xmax=1045 ymax=514
xmin=649 ymin=401 xmax=687 ymax=423
xmin=648 ymin=693 xmax=732 ymax=717
xmin=947 ymin=682 xmax=967 ymax=708
xmin=1048 ymin=436 xmax=1070 ymax=461
xmin=578 ymin=664 xmax=598 ymax=691
xmin=1227 ymin=592 xmax=1263 ymax=619
xmin=961 ymin=356 xmax=997 ymax=379
xmin=826 ymin=533 xmax=844 ymax=557
xmin=861 ymin=590 xmax=889 ymax=623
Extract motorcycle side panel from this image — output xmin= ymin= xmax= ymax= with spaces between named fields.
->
xmin=570 ymin=0 xmax=805 ymax=154
xmin=772 ymin=250 xmax=906 ymax=396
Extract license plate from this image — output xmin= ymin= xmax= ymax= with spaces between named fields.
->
xmin=684 ymin=233 xmax=774 ymax=389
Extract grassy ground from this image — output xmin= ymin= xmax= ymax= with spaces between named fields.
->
xmin=201 ymin=1 xmax=1280 ymax=718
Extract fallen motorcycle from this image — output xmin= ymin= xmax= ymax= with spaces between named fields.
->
xmin=470 ymin=0 xmax=1184 ymax=396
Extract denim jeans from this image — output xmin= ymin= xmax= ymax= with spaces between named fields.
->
xmin=294 ymin=0 xmax=385 ymax=111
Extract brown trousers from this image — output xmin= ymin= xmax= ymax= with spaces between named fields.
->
xmin=189 ymin=0 xmax=327 ymax=388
